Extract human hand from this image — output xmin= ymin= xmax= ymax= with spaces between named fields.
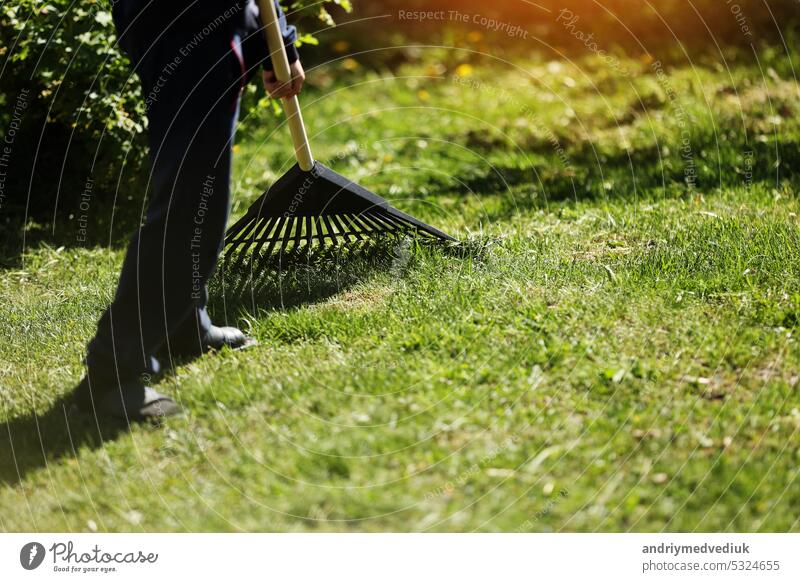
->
xmin=262 ymin=59 xmax=305 ymax=99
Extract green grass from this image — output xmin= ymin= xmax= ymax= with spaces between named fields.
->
xmin=1 ymin=49 xmax=799 ymax=532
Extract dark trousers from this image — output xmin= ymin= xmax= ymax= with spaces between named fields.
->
xmin=85 ymin=9 xmax=247 ymax=388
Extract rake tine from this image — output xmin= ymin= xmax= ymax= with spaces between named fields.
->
xmin=239 ymin=217 xmax=276 ymax=264
xmin=305 ymin=215 xmax=314 ymax=248
xmin=233 ymin=218 xmax=279 ymax=296
xmin=361 ymin=211 xmax=385 ymax=233
xmin=231 ymin=213 xmax=269 ymax=246
xmin=356 ymin=211 xmax=379 ymax=231
xmin=361 ymin=210 xmax=396 ymax=234
xmin=312 ymin=216 xmax=326 ymax=244
xmin=225 ymin=217 xmax=252 ymax=245
xmin=280 ymin=216 xmax=293 ymax=250
xmin=259 ymin=216 xmax=285 ymax=256
xmin=316 ymin=216 xmax=327 ymax=244
xmin=376 ymin=209 xmax=421 ymax=235
xmin=225 ymin=217 xmax=271 ymax=289
xmin=352 ymin=213 xmax=373 ymax=238
xmin=350 ymin=213 xmax=378 ymax=236
xmin=323 ymin=214 xmax=339 ymax=245
xmin=227 ymin=216 xmax=268 ymax=252
xmin=280 ymin=216 xmax=296 ymax=255
xmin=248 ymin=216 xmax=277 ymax=247
xmin=248 ymin=240 xmax=284 ymax=291
xmin=256 ymin=214 xmax=280 ymax=238
xmin=375 ymin=207 xmax=408 ymax=226
xmin=236 ymin=216 xmax=283 ymax=293
xmin=314 ymin=216 xmax=327 ymax=245
xmin=396 ymin=212 xmax=448 ymax=239
xmin=337 ymin=214 xmax=360 ymax=240
xmin=342 ymin=215 xmax=365 ymax=241
xmin=225 ymin=236 xmax=254 ymax=279
xmin=225 ymin=207 xmax=259 ymax=244
xmin=332 ymin=214 xmax=355 ymax=243
xmin=291 ymin=216 xmax=304 ymax=250
xmin=391 ymin=212 xmax=437 ymax=238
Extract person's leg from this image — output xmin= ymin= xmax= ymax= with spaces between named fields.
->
xmin=79 ymin=12 xmax=247 ymax=417
xmin=156 ymin=35 xmax=257 ymax=365
xmin=161 ymin=297 xmax=214 ymax=361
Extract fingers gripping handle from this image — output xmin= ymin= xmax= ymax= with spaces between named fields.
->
xmin=257 ymin=0 xmax=314 ymax=171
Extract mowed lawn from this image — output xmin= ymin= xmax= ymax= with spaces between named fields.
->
xmin=1 ymin=49 xmax=799 ymax=532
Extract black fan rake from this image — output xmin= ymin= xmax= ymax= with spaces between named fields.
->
xmin=224 ymin=162 xmax=455 ymax=256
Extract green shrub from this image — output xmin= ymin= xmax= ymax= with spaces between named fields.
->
xmin=0 ymin=0 xmax=146 ymax=234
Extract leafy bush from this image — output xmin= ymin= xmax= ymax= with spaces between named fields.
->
xmin=0 ymin=0 xmax=146 ymax=232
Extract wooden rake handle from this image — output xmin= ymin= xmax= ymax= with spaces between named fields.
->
xmin=257 ymin=0 xmax=315 ymax=171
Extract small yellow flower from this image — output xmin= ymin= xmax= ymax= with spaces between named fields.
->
xmin=417 ymin=89 xmax=430 ymax=101
xmin=640 ymin=53 xmax=654 ymax=65
xmin=455 ymin=63 xmax=473 ymax=77
xmin=383 ymin=154 xmax=394 ymax=162
xmin=233 ymin=144 xmax=241 ymax=153
xmin=342 ymin=58 xmax=360 ymax=71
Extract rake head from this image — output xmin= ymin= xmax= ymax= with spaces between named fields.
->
xmin=224 ymin=162 xmax=456 ymax=257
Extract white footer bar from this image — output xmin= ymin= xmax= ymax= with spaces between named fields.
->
xmin=2 ymin=534 xmax=798 ymax=581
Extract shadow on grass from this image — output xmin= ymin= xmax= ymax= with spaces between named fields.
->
xmin=0 ymin=199 xmax=143 ymax=272
xmin=0 ymin=395 xmax=128 ymax=487
xmin=0 ymin=237 xmax=468 ymax=488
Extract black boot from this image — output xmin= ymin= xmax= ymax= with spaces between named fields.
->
xmin=159 ymin=325 xmax=257 ymax=361
xmin=70 ymin=378 xmax=182 ymax=423
xmin=202 ymin=325 xmax=258 ymax=352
